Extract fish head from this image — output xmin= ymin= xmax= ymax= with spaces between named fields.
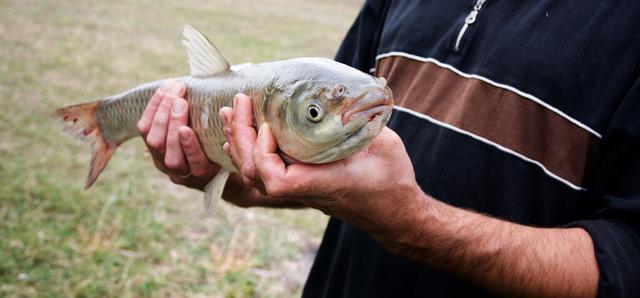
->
xmin=268 ymin=58 xmax=393 ymax=164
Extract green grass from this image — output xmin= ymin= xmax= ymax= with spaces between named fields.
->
xmin=0 ymin=0 xmax=361 ymax=296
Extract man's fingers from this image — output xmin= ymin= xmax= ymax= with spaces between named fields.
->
xmin=220 ymin=94 xmax=258 ymax=179
xmin=220 ymin=107 xmax=240 ymax=166
xmin=151 ymin=155 xmax=169 ymax=174
xmin=179 ymin=126 xmax=217 ymax=179
xmin=252 ymin=123 xmax=345 ymax=197
xmin=253 ymin=124 xmax=289 ymax=197
xmin=233 ymin=93 xmax=254 ymax=128
xmin=146 ymin=82 xmax=186 ymax=157
xmin=138 ymin=80 xmax=172 ymax=137
xmin=164 ymin=98 xmax=189 ymax=174
xmin=230 ymin=94 xmax=258 ymax=173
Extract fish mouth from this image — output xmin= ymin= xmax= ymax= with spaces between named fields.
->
xmin=342 ymin=88 xmax=394 ymax=125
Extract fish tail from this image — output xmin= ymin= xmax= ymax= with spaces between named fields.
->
xmin=54 ymin=101 xmax=119 ymax=189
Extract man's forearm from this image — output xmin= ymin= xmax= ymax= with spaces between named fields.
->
xmin=391 ymin=194 xmax=599 ymax=298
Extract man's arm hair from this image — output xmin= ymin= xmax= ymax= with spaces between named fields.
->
xmin=387 ymin=194 xmax=599 ymax=298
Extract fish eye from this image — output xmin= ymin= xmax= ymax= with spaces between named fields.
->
xmin=306 ymin=104 xmax=324 ymax=122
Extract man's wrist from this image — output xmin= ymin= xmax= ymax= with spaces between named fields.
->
xmin=375 ymin=185 xmax=436 ymax=257
xmin=382 ymin=190 xmax=485 ymax=267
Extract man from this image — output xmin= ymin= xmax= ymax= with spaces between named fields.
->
xmin=137 ymin=1 xmax=640 ymax=297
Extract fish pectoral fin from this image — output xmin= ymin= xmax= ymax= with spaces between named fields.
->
xmin=203 ymin=169 xmax=231 ymax=216
xmin=182 ymin=25 xmax=231 ymax=78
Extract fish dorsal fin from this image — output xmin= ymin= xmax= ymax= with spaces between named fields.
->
xmin=182 ymin=25 xmax=231 ymax=77
xmin=230 ymin=63 xmax=252 ymax=71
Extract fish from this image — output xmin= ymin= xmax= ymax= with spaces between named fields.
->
xmin=55 ymin=25 xmax=393 ymax=214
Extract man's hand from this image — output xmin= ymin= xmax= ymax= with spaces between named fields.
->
xmin=137 ymin=80 xmax=219 ymax=190
xmin=220 ymin=93 xmax=425 ymax=240
xmin=221 ymin=93 xmax=599 ymax=298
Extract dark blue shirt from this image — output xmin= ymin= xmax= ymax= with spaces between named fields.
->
xmin=303 ymin=1 xmax=640 ymax=297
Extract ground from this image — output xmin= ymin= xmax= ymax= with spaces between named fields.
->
xmin=0 ymin=0 xmax=361 ymax=296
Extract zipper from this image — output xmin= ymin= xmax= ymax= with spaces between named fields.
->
xmin=454 ymin=0 xmax=487 ymax=52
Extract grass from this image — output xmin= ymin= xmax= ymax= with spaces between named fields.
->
xmin=0 ymin=0 xmax=361 ymax=296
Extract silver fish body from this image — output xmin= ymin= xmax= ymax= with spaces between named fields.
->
xmin=55 ymin=26 xmax=393 ymax=213
xmin=95 ymin=57 xmax=393 ymax=172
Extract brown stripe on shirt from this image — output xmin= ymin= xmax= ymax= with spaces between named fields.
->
xmin=376 ymin=55 xmax=599 ymax=188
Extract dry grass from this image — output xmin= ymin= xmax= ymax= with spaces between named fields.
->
xmin=0 ymin=0 xmax=361 ymax=296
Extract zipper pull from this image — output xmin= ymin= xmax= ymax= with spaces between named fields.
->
xmin=454 ymin=0 xmax=487 ymax=51
xmin=465 ymin=10 xmax=479 ymax=24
